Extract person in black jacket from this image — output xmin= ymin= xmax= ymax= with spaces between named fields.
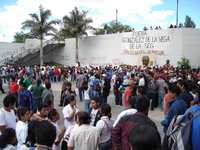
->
xmin=102 ymin=74 xmax=111 ymax=104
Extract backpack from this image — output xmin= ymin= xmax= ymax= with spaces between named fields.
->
xmin=163 ymin=110 xmax=200 ymax=150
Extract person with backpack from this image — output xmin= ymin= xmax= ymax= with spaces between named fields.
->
xmin=96 ymin=104 xmax=113 ymax=150
xmin=161 ymin=84 xmax=187 ymax=133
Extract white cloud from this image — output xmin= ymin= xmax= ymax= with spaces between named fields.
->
xmin=0 ymin=0 xmax=174 ymax=42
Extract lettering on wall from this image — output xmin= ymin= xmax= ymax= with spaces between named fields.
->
xmin=122 ymin=31 xmax=171 ymax=56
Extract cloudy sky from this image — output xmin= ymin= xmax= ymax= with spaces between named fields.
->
xmin=0 ymin=0 xmax=199 ymax=42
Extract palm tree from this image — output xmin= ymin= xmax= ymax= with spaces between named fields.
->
xmin=61 ymin=7 xmax=93 ymax=63
xmin=22 ymin=5 xmax=59 ymax=66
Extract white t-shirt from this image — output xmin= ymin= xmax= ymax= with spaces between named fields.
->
xmin=51 ymin=121 xmax=61 ymax=150
xmin=16 ymin=121 xmax=28 ymax=150
xmin=63 ymin=104 xmax=79 ymax=129
xmin=0 ymin=108 xmax=16 ymax=134
xmin=84 ymin=89 xmax=90 ymax=100
xmin=90 ymin=109 xmax=98 ymax=126
xmin=138 ymin=78 xmax=145 ymax=86
xmin=96 ymin=116 xmax=113 ymax=143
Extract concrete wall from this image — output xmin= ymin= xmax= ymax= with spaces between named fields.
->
xmin=0 ymin=42 xmax=25 ymax=64
xmin=57 ymin=28 xmax=199 ymax=67
xmin=182 ymin=29 xmax=200 ymax=68
xmin=0 ymin=28 xmax=200 ymax=67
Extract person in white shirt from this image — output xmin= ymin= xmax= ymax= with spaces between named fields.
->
xmin=48 ymin=108 xmax=65 ymax=150
xmin=68 ymin=111 xmax=100 ymax=150
xmin=63 ymin=95 xmax=79 ymax=131
xmin=113 ymin=96 xmax=137 ymax=127
xmin=96 ymin=104 xmax=113 ymax=150
xmin=0 ymin=94 xmax=16 ymax=134
xmin=90 ymin=97 xmax=101 ymax=126
xmin=16 ymin=107 xmax=30 ymax=150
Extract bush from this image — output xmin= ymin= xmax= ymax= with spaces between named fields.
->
xmin=177 ymin=57 xmax=191 ymax=69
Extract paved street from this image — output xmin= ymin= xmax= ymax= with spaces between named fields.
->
xmin=0 ymin=82 xmax=164 ymax=137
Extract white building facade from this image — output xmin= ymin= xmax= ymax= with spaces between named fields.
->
xmin=0 ymin=28 xmax=200 ymax=67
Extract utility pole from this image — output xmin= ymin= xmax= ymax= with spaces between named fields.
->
xmin=176 ymin=0 xmax=179 ymax=26
xmin=116 ymin=9 xmax=118 ymax=25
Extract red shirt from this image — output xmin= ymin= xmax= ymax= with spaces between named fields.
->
xmin=9 ymin=82 xmax=18 ymax=93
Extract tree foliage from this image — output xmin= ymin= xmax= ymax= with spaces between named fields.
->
xmin=22 ymin=5 xmax=60 ymax=40
xmin=60 ymin=7 xmax=93 ymax=39
xmin=95 ymin=21 xmax=134 ymax=35
xmin=177 ymin=57 xmax=191 ymax=69
xmin=13 ymin=32 xmax=29 ymax=43
xmin=184 ymin=15 xmax=196 ymax=28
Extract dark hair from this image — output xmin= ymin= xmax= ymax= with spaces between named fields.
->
xmin=37 ymin=79 xmax=42 ymax=86
xmin=137 ymin=86 xmax=145 ymax=95
xmin=177 ymin=80 xmax=189 ymax=91
xmin=26 ymin=120 xmax=38 ymax=146
xmin=91 ymin=96 xmax=100 ymax=104
xmin=69 ymin=95 xmax=76 ymax=102
xmin=0 ymin=128 xmax=16 ymax=148
xmin=135 ymin=96 xmax=150 ymax=113
xmin=129 ymin=125 xmax=161 ymax=150
xmin=77 ymin=111 xmax=91 ymax=125
xmin=35 ymin=120 xmax=56 ymax=147
xmin=48 ymin=108 xmax=58 ymax=121
xmin=169 ymin=83 xmax=181 ymax=95
xmin=17 ymin=107 xmax=29 ymax=120
xmin=100 ymin=104 xmax=111 ymax=118
xmin=3 ymin=94 xmax=16 ymax=107
xmin=45 ymin=82 xmax=51 ymax=89
xmin=128 ymin=96 xmax=137 ymax=108
xmin=66 ymin=81 xmax=72 ymax=87
xmin=38 ymin=104 xmax=49 ymax=112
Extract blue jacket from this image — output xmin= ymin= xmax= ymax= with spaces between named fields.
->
xmin=19 ymin=89 xmax=33 ymax=111
xmin=184 ymin=105 xmax=200 ymax=150
xmin=161 ymin=96 xmax=187 ymax=131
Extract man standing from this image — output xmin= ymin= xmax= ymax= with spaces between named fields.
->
xmin=68 ymin=111 xmax=100 ymax=150
xmin=76 ymin=71 xmax=87 ymax=102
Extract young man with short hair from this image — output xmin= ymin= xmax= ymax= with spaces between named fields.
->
xmin=0 ymin=94 xmax=17 ymax=134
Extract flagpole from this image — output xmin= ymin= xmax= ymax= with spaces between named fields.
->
xmin=176 ymin=0 xmax=179 ymax=26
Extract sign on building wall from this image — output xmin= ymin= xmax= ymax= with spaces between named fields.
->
xmin=121 ymin=30 xmax=171 ymax=56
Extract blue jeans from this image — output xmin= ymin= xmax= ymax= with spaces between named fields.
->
xmin=84 ymin=100 xmax=91 ymax=113
xmin=78 ymin=88 xmax=84 ymax=102
xmin=115 ymin=92 xmax=122 ymax=106
xmin=99 ymin=139 xmax=112 ymax=150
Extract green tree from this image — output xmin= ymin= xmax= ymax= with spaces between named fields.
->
xmin=95 ymin=21 xmax=133 ymax=35
xmin=61 ymin=7 xmax=93 ymax=62
xmin=13 ymin=32 xmax=28 ymax=43
xmin=22 ymin=5 xmax=59 ymax=66
xmin=184 ymin=15 xmax=196 ymax=28
xmin=177 ymin=57 xmax=191 ymax=69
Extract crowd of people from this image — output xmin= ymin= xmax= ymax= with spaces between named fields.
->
xmin=0 ymin=61 xmax=200 ymax=150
